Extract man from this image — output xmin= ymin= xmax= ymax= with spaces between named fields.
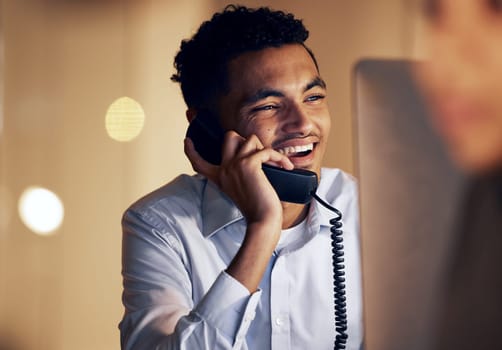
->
xmin=119 ymin=5 xmax=363 ymax=350
xmin=415 ymin=0 xmax=502 ymax=348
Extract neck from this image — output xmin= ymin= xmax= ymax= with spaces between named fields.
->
xmin=281 ymin=202 xmax=310 ymax=229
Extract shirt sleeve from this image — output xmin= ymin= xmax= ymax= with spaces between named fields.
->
xmin=119 ymin=209 xmax=261 ymax=350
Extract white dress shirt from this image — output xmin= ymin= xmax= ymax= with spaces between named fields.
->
xmin=119 ymin=167 xmax=363 ymax=350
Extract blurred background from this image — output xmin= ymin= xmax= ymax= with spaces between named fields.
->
xmin=0 ymin=1 xmax=424 ymax=349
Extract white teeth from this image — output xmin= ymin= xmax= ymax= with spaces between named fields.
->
xmin=277 ymin=143 xmax=314 ymax=155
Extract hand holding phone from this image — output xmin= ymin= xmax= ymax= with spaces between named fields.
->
xmin=185 ymin=111 xmax=318 ymax=204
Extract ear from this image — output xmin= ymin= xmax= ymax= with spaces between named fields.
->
xmin=186 ymin=108 xmax=197 ymax=123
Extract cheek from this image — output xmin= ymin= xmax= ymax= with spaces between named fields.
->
xmin=239 ymin=120 xmax=277 ymax=145
xmin=257 ymin=127 xmax=277 ymax=147
xmin=317 ymin=112 xmax=331 ymax=138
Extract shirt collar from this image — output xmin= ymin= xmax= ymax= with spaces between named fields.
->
xmin=311 ymin=199 xmax=334 ymax=228
xmin=201 ymin=179 xmax=244 ymax=238
xmin=311 ymin=168 xmax=339 ymax=228
xmin=200 ymin=171 xmax=337 ymax=237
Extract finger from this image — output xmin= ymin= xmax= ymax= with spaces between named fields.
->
xmin=220 ymin=132 xmax=293 ymax=171
xmin=184 ymin=138 xmax=219 ymax=183
xmin=227 ymin=133 xmax=294 ymax=170
xmin=220 ymin=130 xmax=246 ymax=165
xmin=235 ymin=134 xmax=264 ymax=158
xmin=256 ymin=148 xmax=295 ymax=170
xmin=237 ymin=135 xmax=293 ymax=170
xmin=224 ymin=134 xmax=265 ymax=166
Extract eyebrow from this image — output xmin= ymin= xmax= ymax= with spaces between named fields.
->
xmin=306 ymin=77 xmax=327 ymax=91
xmin=242 ymin=77 xmax=327 ymax=106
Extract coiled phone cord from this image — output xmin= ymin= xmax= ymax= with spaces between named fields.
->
xmin=311 ymin=192 xmax=348 ymax=350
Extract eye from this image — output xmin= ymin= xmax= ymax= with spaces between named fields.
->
xmin=251 ymin=104 xmax=278 ymax=113
xmin=305 ymin=94 xmax=325 ymax=103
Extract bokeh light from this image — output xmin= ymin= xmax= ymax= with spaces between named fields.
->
xmin=18 ymin=186 xmax=64 ymax=236
xmin=105 ymin=96 xmax=145 ymax=142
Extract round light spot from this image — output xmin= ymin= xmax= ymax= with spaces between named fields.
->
xmin=18 ymin=187 xmax=64 ymax=235
xmin=105 ymin=96 xmax=145 ymax=142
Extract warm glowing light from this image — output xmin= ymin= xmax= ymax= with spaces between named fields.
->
xmin=18 ymin=187 xmax=64 ymax=235
xmin=105 ymin=96 xmax=145 ymax=142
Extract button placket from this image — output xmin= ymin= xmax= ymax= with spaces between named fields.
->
xmin=270 ymin=254 xmax=291 ymax=349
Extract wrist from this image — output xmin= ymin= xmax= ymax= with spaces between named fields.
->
xmin=226 ymin=220 xmax=282 ymax=293
xmin=244 ymin=202 xmax=282 ymax=226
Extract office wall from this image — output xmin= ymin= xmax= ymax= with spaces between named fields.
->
xmin=0 ymin=1 xmax=420 ymax=349
xmin=0 ymin=1 xmax=214 ymax=349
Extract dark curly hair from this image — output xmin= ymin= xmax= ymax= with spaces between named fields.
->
xmin=171 ymin=5 xmax=317 ymax=110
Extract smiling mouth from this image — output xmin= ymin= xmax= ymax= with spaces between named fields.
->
xmin=276 ymin=143 xmax=314 ymax=157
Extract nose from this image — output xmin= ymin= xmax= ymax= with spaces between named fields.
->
xmin=281 ymin=104 xmax=314 ymax=136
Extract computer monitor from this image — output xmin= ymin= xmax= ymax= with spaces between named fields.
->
xmin=353 ymin=59 xmax=466 ymax=350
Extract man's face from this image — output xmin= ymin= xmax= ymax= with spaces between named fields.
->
xmin=416 ymin=0 xmax=502 ymax=173
xmin=217 ymin=44 xmax=331 ymax=178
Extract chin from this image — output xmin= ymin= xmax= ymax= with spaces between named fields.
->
xmin=448 ymin=140 xmax=502 ymax=175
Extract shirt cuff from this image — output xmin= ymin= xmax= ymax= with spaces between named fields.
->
xmin=192 ymin=271 xmax=261 ymax=344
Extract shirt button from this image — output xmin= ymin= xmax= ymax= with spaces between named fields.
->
xmin=275 ymin=317 xmax=284 ymax=327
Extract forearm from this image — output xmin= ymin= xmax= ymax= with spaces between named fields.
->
xmin=226 ymin=219 xmax=281 ymax=293
xmin=122 ymin=271 xmax=261 ymax=350
xmin=121 ymin=209 xmax=262 ymax=350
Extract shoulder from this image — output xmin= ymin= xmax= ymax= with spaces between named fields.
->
xmin=122 ymin=174 xmax=206 ymax=227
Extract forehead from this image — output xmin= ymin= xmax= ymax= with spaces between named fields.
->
xmin=427 ymin=0 xmax=502 ymax=22
xmin=224 ymin=44 xmax=320 ymax=95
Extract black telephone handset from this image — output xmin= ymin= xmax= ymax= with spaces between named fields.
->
xmin=186 ymin=111 xmax=348 ymax=350
xmin=186 ymin=111 xmax=318 ymax=204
